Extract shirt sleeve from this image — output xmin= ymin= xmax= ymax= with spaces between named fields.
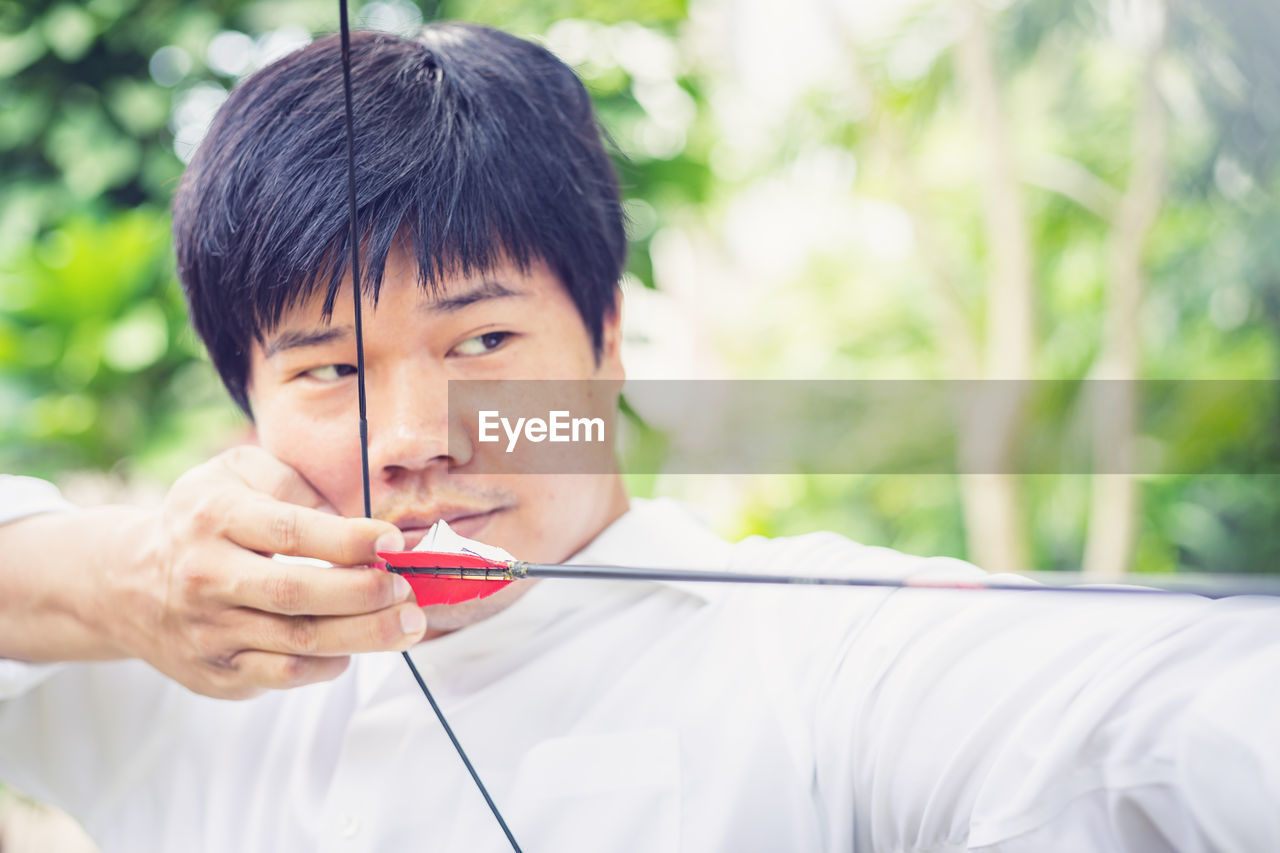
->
xmin=0 ymin=475 xmax=73 ymax=524
xmin=735 ymin=532 xmax=1280 ymax=853
xmin=0 ymin=660 xmax=65 ymax=701
xmin=0 ymin=476 xmax=74 ymax=697
xmin=0 ymin=658 xmax=190 ymax=824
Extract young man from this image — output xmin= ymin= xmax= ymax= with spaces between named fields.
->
xmin=2 ymin=23 xmax=1279 ymax=853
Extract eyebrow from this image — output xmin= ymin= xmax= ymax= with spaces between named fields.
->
xmin=423 ymin=278 xmax=525 ymax=313
xmin=262 ymin=279 xmax=526 ymax=357
xmin=263 ymin=326 xmax=351 ymax=357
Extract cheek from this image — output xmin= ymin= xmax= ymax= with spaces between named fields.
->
xmin=502 ymin=476 xmax=608 ymax=561
xmin=255 ymin=403 xmax=362 ymax=510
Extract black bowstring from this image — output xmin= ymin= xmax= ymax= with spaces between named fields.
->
xmin=336 ymin=5 xmax=523 ymax=850
xmin=338 ymin=2 xmax=371 ymax=520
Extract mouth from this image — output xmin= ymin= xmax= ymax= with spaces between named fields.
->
xmin=393 ymin=506 xmax=509 ymax=548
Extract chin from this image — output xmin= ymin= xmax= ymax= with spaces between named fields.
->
xmin=417 ymin=579 xmax=538 ymax=636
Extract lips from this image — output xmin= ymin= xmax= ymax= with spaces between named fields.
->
xmin=392 ymin=506 xmax=507 ymax=548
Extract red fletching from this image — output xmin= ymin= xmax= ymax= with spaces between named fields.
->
xmin=380 ymin=551 xmax=509 ymax=571
xmin=378 ymin=550 xmax=513 ymax=606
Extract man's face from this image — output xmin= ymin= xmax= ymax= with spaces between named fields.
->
xmin=247 ymin=245 xmax=628 ymax=630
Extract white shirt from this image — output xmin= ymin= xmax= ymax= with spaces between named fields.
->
xmin=0 ymin=475 xmax=72 ymax=519
xmin=2 ymin=484 xmax=1279 ymax=852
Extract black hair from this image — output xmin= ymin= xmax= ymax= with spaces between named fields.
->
xmin=173 ymin=24 xmax=626 ymax=414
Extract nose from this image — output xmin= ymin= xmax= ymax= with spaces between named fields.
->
xmin=367 ymin=364 xmax=472 ymax=482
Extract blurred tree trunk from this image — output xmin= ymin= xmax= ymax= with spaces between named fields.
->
xmin=841 ymin=0 xmax=1174 ymax=577
xmin=843 ymin=0 xmax=1032 ymax=574
xmin=1083 ymin=6 xmax=1169 ymax=578
xmin=952 ymin=0 xmax=1035 ymax=576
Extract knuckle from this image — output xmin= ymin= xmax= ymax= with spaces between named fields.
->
xmin=376 ymin=611 xmax=407 ymax=647
xmin=357 ymin=571 xmax=392 ymax=610
xmin=341 ymin=522 xmax=380 ymax=566
xmin=285 ymin=615 xmax=319 ymax=653
xmin=337 ymin=530 xmax=362 ymax=567
xmin=270 ymin=508 xmax=302 ymax=556
xmin=175 ymin=559 xmax=214 ymax=601
xmin=268 ymin=574 xmax=306 ymax=612
xmin=187 ymin=492 xmax=228 ymax=536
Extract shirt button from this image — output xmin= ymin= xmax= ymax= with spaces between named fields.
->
xmin=339 ymin=814 xmax=361 ymax=839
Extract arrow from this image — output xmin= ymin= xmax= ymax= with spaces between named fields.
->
xmin=379 ymin=548 xmax=1280 ymax=606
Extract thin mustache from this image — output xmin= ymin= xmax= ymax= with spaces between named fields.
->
xmin=374 ymin=488 xmax=515 ymax=525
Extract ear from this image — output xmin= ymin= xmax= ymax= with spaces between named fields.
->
xmin=596 ymin=287 xmax=625 ymax=382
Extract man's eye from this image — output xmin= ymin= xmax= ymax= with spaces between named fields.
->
xmin=453 ymin=331 xmax=511 ymax=356
xmin=302 ymin=364 xmax=357 ymax=381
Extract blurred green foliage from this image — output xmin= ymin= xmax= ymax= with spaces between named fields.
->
xmin=637 ymin=0 xmax=1280 ymax=577
xmin=2 ymin=0 xmax=1279 ymax=575
xmin=0 ymin=0 xmax=249 ymax=478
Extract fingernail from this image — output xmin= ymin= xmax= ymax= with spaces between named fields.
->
xmin=400 ymin=606 xmax=427 ymax=635
xmin=392 ymin=574 xmax=413 ymax=600
xmin=375 ymin=530 xmax=404 ymax=553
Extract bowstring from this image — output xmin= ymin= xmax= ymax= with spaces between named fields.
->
xmin=338 ymin=1 xmax=371 ymax=519
xmin=336 ymin=6 xmax=523 ymax=850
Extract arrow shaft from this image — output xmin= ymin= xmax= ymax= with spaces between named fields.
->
xmin=389 ymin=562 xmax=1280 ymax=600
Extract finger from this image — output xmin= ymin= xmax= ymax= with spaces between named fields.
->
xmin=224 ymin=561 xmax=415 ymax=616
xmin=224 ymin=650 xmax=352 ymax=692
xmin=226 ymin=497 xmax=403 ymax=565
xmin=216 ymin=445 xmax=332 ymax=510
xmin=238 ymin=602 xmax=428 ymax=657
